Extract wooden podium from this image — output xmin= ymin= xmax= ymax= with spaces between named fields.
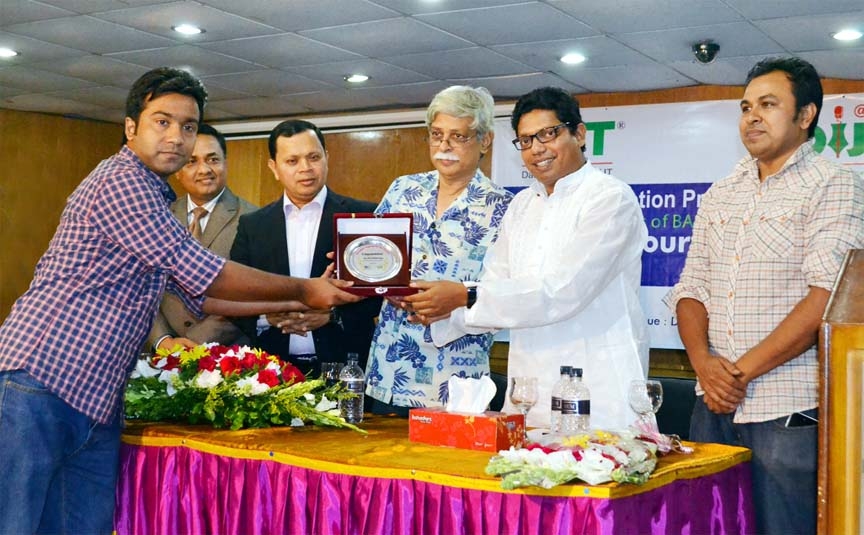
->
xmin=818 ymin=249 xmax=864 ymax=535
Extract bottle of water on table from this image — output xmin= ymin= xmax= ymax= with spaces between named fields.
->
xmin=560 ymin=367 xmax=591 ymax=434
xmin=339 ymin=353 xmax=365 ymax=424
xmin=550 ymin=365 xmax=572 ymax=434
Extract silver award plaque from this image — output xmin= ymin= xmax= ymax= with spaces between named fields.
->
xmin=343 ymin=236 xmax=403 ymax=283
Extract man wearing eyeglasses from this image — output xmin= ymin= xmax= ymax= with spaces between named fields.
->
xmin=407 ymin=86 xmax=649 ymax=431
xmin=146 ymin=123 xmax=257 ymax=353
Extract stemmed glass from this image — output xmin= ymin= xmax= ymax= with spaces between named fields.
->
xmin=510 ymin=377 xmax=538 ymax=445
xmin=628 ymin=379 xmax=664 ymax=430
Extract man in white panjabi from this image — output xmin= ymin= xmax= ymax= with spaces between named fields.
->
xmin=406 ymin=87 xmax=649 ymax=430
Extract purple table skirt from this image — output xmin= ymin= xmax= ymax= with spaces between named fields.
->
xmin=115 ymin=443 xmax=754 ymax=535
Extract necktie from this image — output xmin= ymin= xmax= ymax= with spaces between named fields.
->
xmin=189 ymin=206 xmax=208 ymax=241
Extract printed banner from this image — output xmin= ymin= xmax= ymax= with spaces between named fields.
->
xmin=492 ymin=94 xmax=864 ymax=349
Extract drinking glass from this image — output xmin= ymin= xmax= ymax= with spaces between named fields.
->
xmin=509 ymin=376 xmax=539 ymax=445
xmin=628 ymin=379 xmax=664 ymax=428
xmin=321 ymin=362 xmax=344 ymax=388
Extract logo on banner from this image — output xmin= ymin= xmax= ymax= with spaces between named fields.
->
xmin=814 ymin=104 xmax=864 ymax=158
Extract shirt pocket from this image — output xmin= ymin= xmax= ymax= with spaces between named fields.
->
xmin=750 ymin=203 xmax=802 ymax=259
xmin=705 ymin=209 xmax=729 ymax=262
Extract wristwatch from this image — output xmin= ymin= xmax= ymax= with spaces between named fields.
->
xmin=466 ymin=286 xmax=477 ymax=309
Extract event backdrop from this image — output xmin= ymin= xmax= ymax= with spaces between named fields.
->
xmin=491 ymin=94 xmax=864 ymax=349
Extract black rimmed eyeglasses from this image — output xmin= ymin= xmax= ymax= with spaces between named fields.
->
xmin=511 ymin=123 xmax=571 ymax=151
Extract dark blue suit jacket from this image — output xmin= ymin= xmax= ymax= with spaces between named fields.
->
xmin=230 ymin=189 xmax=381 ymax=369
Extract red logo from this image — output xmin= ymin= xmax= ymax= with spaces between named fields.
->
xmin=855 ymin=104 xmax=864 ymax=118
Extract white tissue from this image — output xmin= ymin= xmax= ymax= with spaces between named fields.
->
xmin=445 ymin=376 xmax=497 ymax=414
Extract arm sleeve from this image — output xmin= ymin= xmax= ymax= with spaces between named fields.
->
xmin=464 ymin=184 xmax=647 ymax=329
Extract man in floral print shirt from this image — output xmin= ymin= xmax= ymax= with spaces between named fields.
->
xmin=365 ymin=86 xmax=512 ymax=415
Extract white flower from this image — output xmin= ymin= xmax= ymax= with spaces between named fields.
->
xmin=236 ymin=376 xmax=269 ymax=396
xmin=131 ymin=359 xmax=161 ymax=379
xmin=290 ymin=418 xmax=305 ymax=427
xmin=194 ymin=369 xmax=224 ymax=389
xmin=315 ymin=395 xmax=337 ymax=412
xmin=158 ymin=369 xmax=180 ymax=396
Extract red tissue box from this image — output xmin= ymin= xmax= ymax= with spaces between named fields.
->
xmin=408 ymin=407 xmax=524 ymax=452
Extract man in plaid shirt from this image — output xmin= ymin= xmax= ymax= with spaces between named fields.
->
xmin=666 ymin=57 xmax=864 ymax=534
xmin=0 ymin=67 xmax=359 ymax=534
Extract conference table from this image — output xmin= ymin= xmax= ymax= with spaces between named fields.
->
xmin=115 ymin=416 xmax=754 ymax=535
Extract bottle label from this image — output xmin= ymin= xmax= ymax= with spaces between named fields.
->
xmin=561 ymin=400 xmax=590 ymax=415
xmin=344 ymin=381 xmax=365 ymax=394
xmin=551 ymin=397 xmax=562 ymax=411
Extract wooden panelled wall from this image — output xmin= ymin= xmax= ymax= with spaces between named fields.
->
xmin=3 ymin=79 xmax=863 ymax=335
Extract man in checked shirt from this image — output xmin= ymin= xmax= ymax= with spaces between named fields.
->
xmin=0 ymin=67 xmax=360 ymax=535
xmin=665 ymin=57 xmax=864 ymax=534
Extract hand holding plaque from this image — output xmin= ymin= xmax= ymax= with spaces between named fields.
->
xmin=334 ymin=213 xmax=417 ymax=296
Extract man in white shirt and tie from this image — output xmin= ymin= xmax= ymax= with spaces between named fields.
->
xmin=147 ymin=123 xmax=257 ymax=352
xmin=230 ymin=120 xmax=381 ymax=375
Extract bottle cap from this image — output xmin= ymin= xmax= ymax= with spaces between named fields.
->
xmin=559 ymin=365 xmax=571 ymax=374
xmin=571 ymin=367 xmax=583 ymax=378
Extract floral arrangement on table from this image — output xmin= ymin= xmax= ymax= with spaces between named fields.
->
xmin=485 ymin=429 xmax=659 ymax=490
xmin=124 ymin=343 xmax=363 ymax=432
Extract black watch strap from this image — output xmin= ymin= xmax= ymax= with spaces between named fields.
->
xmin=466 ymin=286 xmax=477 ymax=309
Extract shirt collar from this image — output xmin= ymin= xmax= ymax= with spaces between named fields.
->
xmin=529 ymin=160 xmax=593 ymax=197
xmin=119 ymin=145 xmax=176 ymax=203
xmin=283 ymin=185 xmax=328 ymax=214
xmin=187 ymin=188 xmax=225 ymax=214
xmin=736 ymin=140 xmax=815 ymax=183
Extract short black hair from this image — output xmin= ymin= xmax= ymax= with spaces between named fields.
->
xmin=125 ymin=67 xmax=207 ymax=140
xmin=268 ymin=119 xmax=326 ymax=159
xmin=511 ymin=87 xmax=585 ymax=152
xmin=745 ymin=57 xmax=823 ymax=139
xmin=196 ymin=123 xmax=227 ymax=157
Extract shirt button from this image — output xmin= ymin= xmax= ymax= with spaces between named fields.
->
xmin=728 ymin=329 xmax=733 ymax=336
xmin=728 ymin=291 xmax=734 ymax=298
xmin=734 ymin=255 xmax=740 ymax=262
xmin=743 ymin=220 xmax=749 ymax=225
xmin=184 ymin=321 xmax=193 ymax=327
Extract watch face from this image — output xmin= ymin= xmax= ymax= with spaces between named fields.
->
xmin=343 ymin=236 xmax=403 ymax=283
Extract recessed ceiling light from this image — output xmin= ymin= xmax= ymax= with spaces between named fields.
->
xmin=172 ymin=24 xmax=204 ymax=36
xmin=344 ymin=74 xmax=370 ymax=83
xmin=560 ymin=53 xmax=586 ymax=65
xmin=0 ymin=47 xmax=19 ymax=58
xmin=833 ymin=29 xmax=862 ymax=41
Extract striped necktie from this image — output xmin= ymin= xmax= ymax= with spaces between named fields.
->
xmin=189 ymin=206 xmax=208 ymax=241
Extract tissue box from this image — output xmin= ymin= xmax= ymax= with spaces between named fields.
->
xmin=408 ymin=407 xmax=524 ymax=452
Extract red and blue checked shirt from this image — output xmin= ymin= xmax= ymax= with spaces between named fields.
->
xmin=0 ymin=146 xmax=225 ymax=424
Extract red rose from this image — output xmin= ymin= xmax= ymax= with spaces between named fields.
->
xmin=197 ymin=355 xmax=217 ymax=372
xmin=239 ymin=352 xmax=258 ymax=370
xmin=281 ymin=363 xmax=305 ymax=384
xmin=257 ymin=369 xmax=280 ymax=388
xmin=219 ymin=357 xmax=242 ymax=376
xmin=209 ymin=345 xmax=231 ymax=358
xmin=162 ymin=356 xmax=181 ymax=371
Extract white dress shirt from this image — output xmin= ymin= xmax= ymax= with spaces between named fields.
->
xmin=433 ymin=163 xmax=650 ymax=430
xmin=186 ymin=189 xmax=225 ymax=233
xmin=257 ymin=186 xmax=327 ymax=356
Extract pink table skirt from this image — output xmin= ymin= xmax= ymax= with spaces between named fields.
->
xmin=115 ymin=440 xmax=754 ymax=535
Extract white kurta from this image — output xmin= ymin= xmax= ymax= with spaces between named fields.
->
xmin=432 ymin=162 xmax=649 ymax=430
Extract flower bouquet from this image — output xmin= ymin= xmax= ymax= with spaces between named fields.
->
xmin=124 ymin=343 xmax=364 ymax=432
xmin=485 ymin=430 xmax=657 ymax=490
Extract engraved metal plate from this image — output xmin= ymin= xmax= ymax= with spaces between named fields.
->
xmin=343 ymin=236 xmax=403 ymax=283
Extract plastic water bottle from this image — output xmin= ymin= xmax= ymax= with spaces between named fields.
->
xmin=560 ymin=367 xmax=591 ymax=434
xmin=550 ymin=365 xmax=572 ymax=434
xmin=339 ymin=353 xmax=365 ymax=424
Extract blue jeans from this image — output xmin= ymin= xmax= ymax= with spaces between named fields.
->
xmin=0 ymin=370 xmax=121 ymax=535
xmin=690 ymin=396 xmax=817 ymax=535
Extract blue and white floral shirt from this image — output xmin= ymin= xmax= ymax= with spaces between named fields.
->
xmin=365 ymin=169 xmax=512 ymax=408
